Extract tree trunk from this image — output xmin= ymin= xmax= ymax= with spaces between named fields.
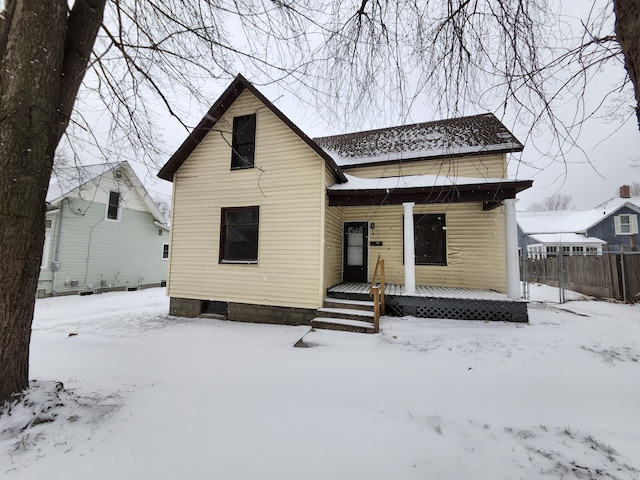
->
xmin=613 ymin=0 xmax=640 ymax=129
xmin=0 ymin=0 xmax=106 ymax=403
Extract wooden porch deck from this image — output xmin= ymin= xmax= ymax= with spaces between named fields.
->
xmin=327 ymin=282 xmax=527 ymax=322
xmin=328 ymin=282 xmax=511 ymax=301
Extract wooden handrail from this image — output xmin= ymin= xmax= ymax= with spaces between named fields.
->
xmin=369 ymin=255 xmax=385 ymax=333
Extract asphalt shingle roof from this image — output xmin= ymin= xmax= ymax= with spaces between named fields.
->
xmin=313 ymin=113 xmax=523 ymax=168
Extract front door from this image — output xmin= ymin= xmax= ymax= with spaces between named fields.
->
xmin=343 ymin=222 xmax=368 ymax=283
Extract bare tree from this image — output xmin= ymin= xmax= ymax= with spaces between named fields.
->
xmin=2 ymin=0 xmax=640 ymax=402
xmin=528 ymin=193 xmax=574 ymax=211
xmin=629 ymin=182 xmax=640 ymax=196
xmin=154 ymin=195 xmax=172 ymax=225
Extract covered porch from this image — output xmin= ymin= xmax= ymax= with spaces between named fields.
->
xmin=327 ymin=282 xmax=528 ymax=322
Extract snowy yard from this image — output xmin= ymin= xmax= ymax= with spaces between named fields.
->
xmin=2 ymin=289 xmax=640 ymax=479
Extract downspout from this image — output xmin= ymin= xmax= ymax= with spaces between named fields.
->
xmin=52 ymin=198 xmax=65 ymax=295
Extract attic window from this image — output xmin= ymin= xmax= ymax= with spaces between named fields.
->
xmin=231 ymin=114 xmax=256 ymax=169
xmin=106 ymin=191 xmax=121 ymax=220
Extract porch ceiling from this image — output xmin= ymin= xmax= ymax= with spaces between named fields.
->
xmin=327 ymin=180 xmax=533 ymax=209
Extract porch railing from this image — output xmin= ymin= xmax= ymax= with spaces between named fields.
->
xmin=369 ymin=255 xmax=385 ymax=333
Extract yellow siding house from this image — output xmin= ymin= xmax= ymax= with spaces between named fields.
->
xmin=158 ymin=75 xmax=532 ymax=325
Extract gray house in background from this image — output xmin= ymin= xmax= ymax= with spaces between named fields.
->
xmin=518 ymin=185 xmax=640 ymax=256
xmin=38 ymin=161 xmax=170 ymax=297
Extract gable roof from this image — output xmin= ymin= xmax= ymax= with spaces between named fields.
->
xmin=314 ymin=113 xmax=524 ymax=168
xmin=47 ymin=161 xmax=168 ymax=225
xmin=157 ymin=74 xmax=347 ymax=183
xmin=517 ymin=196 xmax=640 ymax=235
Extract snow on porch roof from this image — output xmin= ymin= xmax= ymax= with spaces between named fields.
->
xmin=314 ymin=113 xmax=523 ymax=168
xmin=528 ymin=233 xmax=606 ymax=245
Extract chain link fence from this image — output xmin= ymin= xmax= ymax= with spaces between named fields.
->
xmin=520 ymin=251 xmax=640 ymax=304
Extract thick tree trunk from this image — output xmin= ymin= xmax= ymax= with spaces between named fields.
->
xmin=613 ymin=0 xmax=640 ymax=129
xmin=0 ymin=0 xmax=106 ymax=403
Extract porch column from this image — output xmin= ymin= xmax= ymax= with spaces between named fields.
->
xmin=504 ymin=199 xmax=520 ymax=300
xmin=403 ymin=202 xmax=416 ymax=295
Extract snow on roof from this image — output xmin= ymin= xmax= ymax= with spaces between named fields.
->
xmin=518 ymin=196 xmax=640 ymax=234
xmin=328 ymin=173 xmax=518 ymax=191
xmin=314 ymin=113 xmax=523 ymax=168
xmin=46 ymin=161 xmax=167 ymax=224
xmin=47 ymin=163 xmax=113 ymax=203
xmin=528 ymin=233 xmax=606 ymax=245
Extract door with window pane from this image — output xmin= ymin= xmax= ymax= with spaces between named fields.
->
xmin=343 ymin=222 xmax=368 ymax=283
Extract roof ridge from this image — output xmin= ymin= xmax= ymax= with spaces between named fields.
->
xmin=312 ymin=112 xmax=498 ymax=141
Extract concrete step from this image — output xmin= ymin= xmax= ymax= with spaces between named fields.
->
xmin=316 ymin=307 xmax=375 ymax=322
xmin=323 ymin=297 xmax=375 ymax=312
xmin=310 ymin=317 xmax=376 ymax=334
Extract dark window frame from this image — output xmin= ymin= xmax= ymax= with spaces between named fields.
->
xmin=107 ymin=191 xmax=121 ymax=220
xmin=219 ymin=206 xmax=260 ymax=263
xmin=162 ymin=243 xmax=169 ymax=259
xmin=231 ymin=114 xmax=256 ymax=170
xmin=413 ymin=214 xmax=447 ymax=266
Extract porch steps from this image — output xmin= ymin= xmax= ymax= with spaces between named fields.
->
xmin=310 ymin=298 xmax=377 ymax=334
xmin=310 ymin=317 xmax=375 ymax=334
xmin=322 ymin=297 xmax=375 ymax=312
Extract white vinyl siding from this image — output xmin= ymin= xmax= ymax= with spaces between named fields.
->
xmin=168 ymin=90 xmax=326 ymax=309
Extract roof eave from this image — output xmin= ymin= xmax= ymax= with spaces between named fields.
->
xmin=327 ymin=180 xmax=533 ymax=207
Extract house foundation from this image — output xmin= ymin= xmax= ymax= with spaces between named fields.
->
xmin=169 ymin=297 xmax=317 ymax=325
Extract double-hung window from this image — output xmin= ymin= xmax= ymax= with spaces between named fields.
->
xmin=231 ymin=114 xmax=256 ymax=169
xmin=220 ymin=207 xmax=259 ymax=263
xmin=614 ymin=214 xmax=638 ymax=235
xmin=414 ymin=214 xmax=447 ymax=265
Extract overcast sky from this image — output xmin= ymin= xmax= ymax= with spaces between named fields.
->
xmin=95 ymin=0 xmax=639 ymax=211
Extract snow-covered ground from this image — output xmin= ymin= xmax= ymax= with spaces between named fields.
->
xmin=2 ymin=289 xmax=639 ymax=479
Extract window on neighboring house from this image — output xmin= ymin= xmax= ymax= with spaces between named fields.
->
xmin=614 ymin=213 xmax=639 ymax=235
xmin=220 ymin=207 xmax=259 ymax=263
xmin=546 ymin=246 xmax=558 ymax=257
xmin=414 ymin=214 xmax=447 ymax=265
xmin=106 ymin=191 xmax=121 ymax=220
xmin=162 ymin=243 xmax=170 ymax=259
xmin=41 ymin=233 xmax=51 ymax=269
xmin=231 ymin=114 xmax=256 ymax=169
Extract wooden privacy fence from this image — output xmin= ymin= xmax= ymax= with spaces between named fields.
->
xmin=521 ymin=252 xmax=640 ymax=302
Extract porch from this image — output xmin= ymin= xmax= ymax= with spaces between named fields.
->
xmin=327 ymin=282 xmax=528 ymax=323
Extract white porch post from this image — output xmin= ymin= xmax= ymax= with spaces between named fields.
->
xmin=504 ymin=199 xmax=520 ymax=300
xmin=403 ymin=202 xmax=416 ymax=295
